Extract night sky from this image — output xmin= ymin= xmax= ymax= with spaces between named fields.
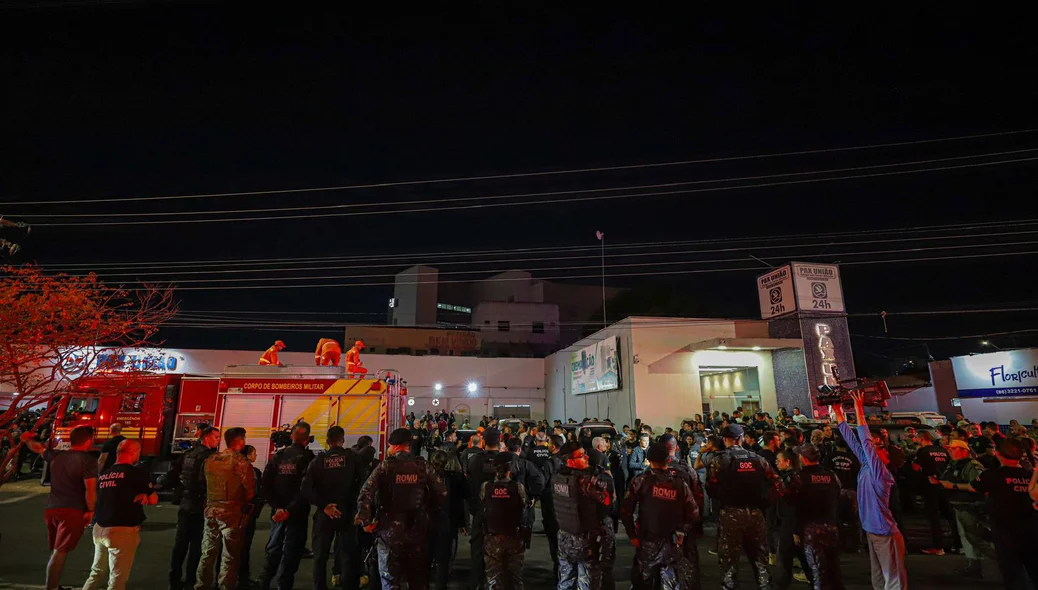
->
xmin=3 ymin=4 xmax=1037 ymax=375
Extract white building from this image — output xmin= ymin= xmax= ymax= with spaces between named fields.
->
xmin=545 ymin=317 xmax=806 ymax=431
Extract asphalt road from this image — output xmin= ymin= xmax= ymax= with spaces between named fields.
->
xmin=0 ymin=477 xmax=1007 ymax=589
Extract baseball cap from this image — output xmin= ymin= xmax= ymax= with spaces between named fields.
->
xmin=720 ymin=424 xmax=745 ymax=439
xmin=795 ymin=443 xmax=821 ymax=463
xmin=388 ymin=428 xmax=412 ymax=445
xmin=947 ymin=440 xmax=969 ymax=450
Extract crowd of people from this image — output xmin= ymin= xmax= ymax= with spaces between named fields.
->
xmin=16 ymin=400 xmax=1038 ymax=590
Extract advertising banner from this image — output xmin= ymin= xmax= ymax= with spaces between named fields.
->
xmin=951 ymin=349 xmax=1038 ymax=399
xmin=757 ymin=265 xmax=795 ymax=319
xmin=570 ymin=335 xmax=621 ymax=395
xmin=791 ymin=262 xmax=846 ymax=314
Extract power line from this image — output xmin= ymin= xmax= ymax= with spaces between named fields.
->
xmin=42 ymin=218 xmax=1038 ymax=270
xmin=5 ymin=128 xmax=1035 ymax=207
xmin=19 ymin=148 xmax=1038 ymax=219
xmin=851 ymin=328 xmax=1038 ymax=342
xmin=155 ymin=249 xmax=1038 ymax=291
xmin=27 ymin=156 xmax=1038 ymax=227
xmin=79 ymin=230 xmax=1038 ymax=279
xmin=99 ymin=239 xmax=1038 ymax=285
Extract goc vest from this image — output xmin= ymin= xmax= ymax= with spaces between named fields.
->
xmin=484 ymin=480 xmax=523 ymax=536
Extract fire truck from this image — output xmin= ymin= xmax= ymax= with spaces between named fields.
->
xmin=50 ymin=364 xmax=406 ymax=471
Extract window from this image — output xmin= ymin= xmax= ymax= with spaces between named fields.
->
xmin=66 ymin=397 xmax=99 ymax=416
xmin=436 ymin=302 xmax=472 ymax=314
xmin=532 ymin=321 xmax=545 ymax=334
xmin=120 ymin=392 xmax=147 ymax=414
xmin=498 ymin=320 xmax=510 ymax=332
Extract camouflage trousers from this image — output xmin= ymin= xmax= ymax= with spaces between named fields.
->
xmin=195 ymin=509 xmax=246 ymax=590
xmin=557 ymin=530 xmax=602 ymax=590
xmin=802 ymin=523 xmax=843 ymax=590
xmin=630 ymin=538 xmax=681 ymax=590
xmin=375 ymin=536 xmax=429 ymax=590
xmin=485 ymin=534 xmax=525 ymax=590
xmin=716 ymin=507 xmax=770 ymax=590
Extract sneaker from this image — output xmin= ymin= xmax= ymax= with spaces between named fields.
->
xmin=921 ymin=548 xmax=945 ymax=556
xmin=793 ymin=572 xmax=809 ymax=583
xmin=708 ymin=549 xmax=718 ymax=556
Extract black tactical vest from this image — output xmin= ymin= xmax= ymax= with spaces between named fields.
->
xmin=484 ymin=480 xmax=523 ymax=535
xmin=637 ymin=471 xmax=684 ymax=539
xmin=179 ymin=445 xmax=216 ymax=511
xmin=379 ymin=457 xmax=425 ymax=521
xmin=717 ymin=448 xmax=766 ymax=509
xmin=552 ymin=470 xmax=598 ymax=534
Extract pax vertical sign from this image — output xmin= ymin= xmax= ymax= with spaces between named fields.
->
xmin=792 ymin=263 xmax=845 ymax=313
xmin=757 ymin=265 xmax=795 ymax=319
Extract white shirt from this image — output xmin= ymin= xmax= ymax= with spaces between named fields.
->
xmin=792 ymin=413 xmax=810 ymax=424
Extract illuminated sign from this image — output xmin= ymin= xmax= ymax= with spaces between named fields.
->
xmin=952 ymin=349 xmax=1038 ymax=398
xmin=388 ymin=298 xmax=397 ymax=308
xmin=437 ymin=303 xmax=472 ymax=314
xmin=816 ymin=323 xmax=838 ymax=388
xmin=792 ymin=263 xmax=845 ymax=313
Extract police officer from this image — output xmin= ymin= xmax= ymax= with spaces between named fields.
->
xmin=937 ymin=439 xmax=987 ymax=579
xmin=589 ymin=438 xmax=617 ymax=590
xmin=301 ymin=426 xmax=363 ymax=590
xmin=705 ymin=424 xmax=783 ymax=590
xmin=823 ymin=433 xmax=862 ymax=552
xmin=553 ymin=442 xmax=612 ymax=590
xmin=482 ymin=452 xmax=528 ymax=590
xmin=467 ymin=427 xmax=509 ymax=590
xmin=529 ymin=433 xmax=564 ymax=580
xmin=911 ymin=430 xmax=959 ymax=555
xmin=169 ymin=426 xmax=220 ymax=590
xmin=660 ymin=434 xmax=704 ymax=590
xmin=355 ymin=428 xmax=447 ymax=589
xmin=195 ymin=427 xmax=256 ymax=590
xmin=260 ymin=422 xmax=315 ymax=590
xmin=965 ymin=436 xmax=1038 ymax=588
xmin=621 ymin=442 xmax=699 ymax=590
xmin=788 ymin=444 xmax=842 ymax=590
xmin=506 ymin=437 xmax=546 ymax=550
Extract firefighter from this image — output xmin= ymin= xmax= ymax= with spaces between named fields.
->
xmin=466 ymin=428 xmax=508 ymax=590
xmin=345 ymin=340 xmax=367 ymax=374
xmin=660 ymin=434 xmax=704 ymax=590
xmin=552 ymin=441 xmax=612 ymax=590
xmin=301 ymin=426 xmax=363 ymax=590
xmin=195 ymin=427 xmax=256 ymax=590
xmin=355 ymin=428 xmax=447 ymax=589
xmin=526 ymin=432 xmax=562 ymax=579
xmin=168 ymin=426 xmax=220 ymax=590
xmin=482 ymin=451 xmax=528 ymax=590
xmin=621 ymin=442 xmax=700 ymax=590
xmin=705 ymin=424 xmax=784 ymax=590
xmin=315 ymin=338 xmax=342 ymax=367
xmin=788 ymin=444 xmax=843 ymax=590
xmin=259 ymin=422 xmax=315 ymax=590
xmin=259 ymin=340 xmax=286 ymax=366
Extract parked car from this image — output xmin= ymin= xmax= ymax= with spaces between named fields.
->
xmin=888 ymin=411 xmax=948 ymax=428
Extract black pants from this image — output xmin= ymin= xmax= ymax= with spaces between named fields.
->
xmin=430 ymin=524 xmax=457 ymax=590
xmin=540 ymin=494 xmax=560 ymax=582
xmin=836 ymin=490 xmax=862 ymax=552
xmin=169 ymin=510 xmax=205 ymax=588
xmin=992 ymin=527 xmax=1038 ymax=590
xmin=260 ymin=511 xmax=309 ymax=590
xmin=772 ymin=524 xmax=813 ymax=590
xmin=921 ymin=484 xmax=960 ymax=549
xmin=238 ymin=512 xmax=259 ymax=587
xmin=312 ymin=511 xmax=358 ymax=590
xmin=469 ymin=511 xmax=488 ymax=590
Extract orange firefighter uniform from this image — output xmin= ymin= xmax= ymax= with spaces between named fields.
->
xmin=259 ymin=340 xmax=286 ymax=366
xmin=345 ymin=340 xmax=367 ymax=374
xmin=315 ymin=338 xmax=342 ymax=366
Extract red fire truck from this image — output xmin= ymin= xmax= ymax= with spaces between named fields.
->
xmin=50 ymin=364 xmax=405 ymax=471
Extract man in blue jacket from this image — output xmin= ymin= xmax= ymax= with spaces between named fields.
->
xmin=627 ymin=434 xmax=651 ymax=480
xmin=834 ymin=391 xmax=907 ymax=590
